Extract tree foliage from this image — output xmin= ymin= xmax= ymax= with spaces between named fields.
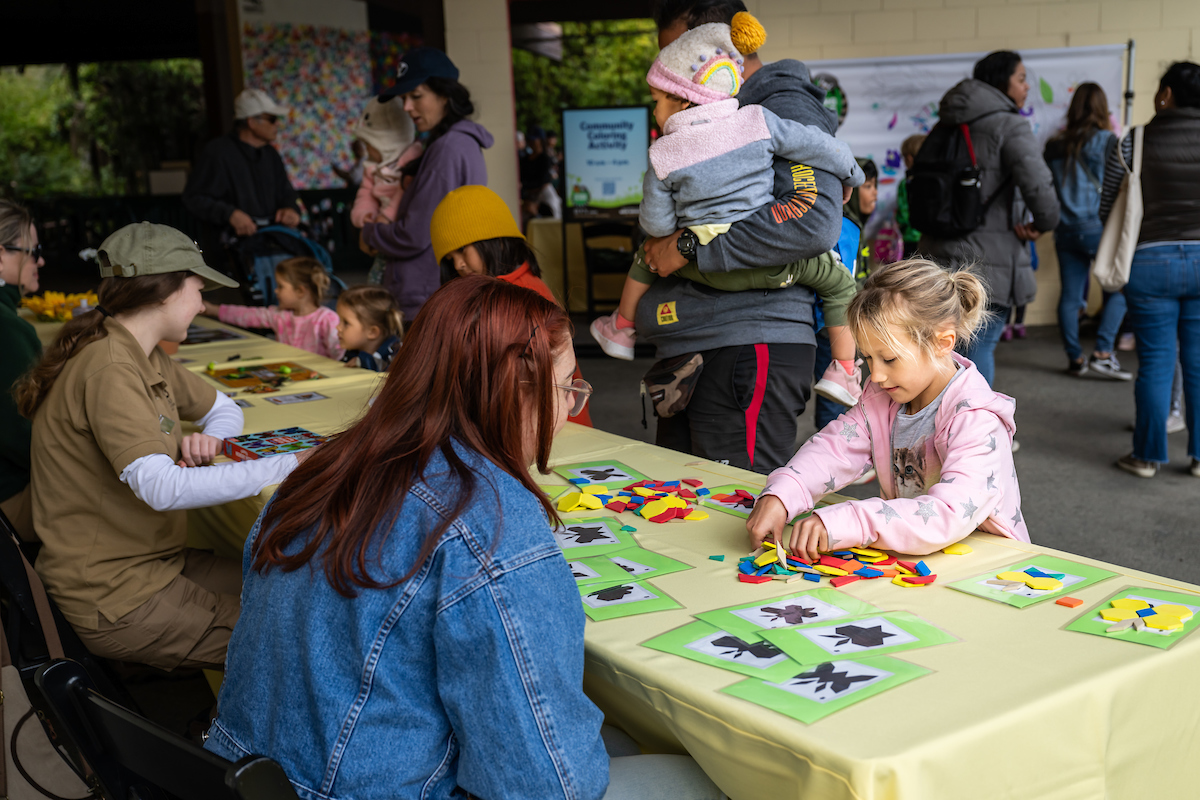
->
xmin=513 ymin=19 xmax=658 ymax=136
xmin=0 ymin=66 xmax=90 ymax=198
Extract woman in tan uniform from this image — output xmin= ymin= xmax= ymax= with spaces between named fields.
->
xmin=15 ymin=222 xmax=308 ymax=671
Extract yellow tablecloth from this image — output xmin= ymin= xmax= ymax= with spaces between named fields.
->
xmin=188 ymin=421 xmax=1200 ymax=800
xmin=526 ymin=218 xmax=628 ymax=313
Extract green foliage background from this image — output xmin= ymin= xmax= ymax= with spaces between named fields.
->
xmin=513 ymin=19 xmax=658 ymax=135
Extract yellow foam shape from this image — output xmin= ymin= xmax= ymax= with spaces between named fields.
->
xmin=684 ymin=510 xmax=709 ymax=521
xmin=891 ymin=575 xmax=925 ymax=587
xmin=641 ymin=498 xmax=675 ymax=518
xmin=1152 ymin=604 xmax=1193 ymax=621
xmin=1100 ymin=607 xmax=1137 ymax=622
xmin=1024 ymin=577 xmax=1062 ymax=591
xmin=943 ymin=542 xmax=973 ymax=555
xmin=557 ymin=492 xmax=584 ymax=511
xmin=856 ymin=555 xmax=886 ymax=563
xmin=815 ymin=565 xmax=848 ymax=576
xmin=997 ymin=571 xmax=1030 ymax=582
xmin=895 ymin=565 xmax=915 ymax=575
xmin=1111 ymin=598 xmax=1151 ymax=611
xmin=849 ymin=547 xmax=884 ymax=557
xmin=633 ymin=487 xmax=658 ymax=497
xmin=582 ymin=485 xmax=609 ymax=495
xmin=754 ymin=551 xmax=779 ymax=567
xmin=578 ymin=493 xmax=604 ymax=510
xmin=1145 ymin=614 xmax=1183 ymax=631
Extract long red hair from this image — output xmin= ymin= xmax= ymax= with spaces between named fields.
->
xmin=252 ymin=276 xmax=570 ymax=597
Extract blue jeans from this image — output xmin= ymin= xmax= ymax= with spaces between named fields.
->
xmin=962 ymin=303 xmax=1008 ymax=387
xmin=812 ymin=330 xmax=843 ymax=430
xmin=1056 ymin=224 xmax=1127 ymax=360
xmin=1124 ymin=242 xmax=1200 ymax=462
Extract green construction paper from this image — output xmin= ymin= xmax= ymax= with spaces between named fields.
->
xmin=567 ymin=554 xmax=633 ymax=586
xmin=579 ymin=578 xmax=683 ymax=621
xmin=761 ymin=610 xmax=957 ymax=665
xmin=552 ymin=460 xmax=652 ymax=487
xmin=600 ymin=546 xmax=693 ymax=581
xmin=721 ymin=655 xmax=932 ymax=724
xmin=642 ymin=621 xmax=806 ymax=682
xmin=946 ymin=554 xmax=1117 ymax=609
xmin=1064 ymin=585 xmax=1200 ymax=650
xmin=538 ymin=484 xmax=569 ymax=500
xmin=694 ymin=588 xmax=879 ymax=643
xmin=552 ymin=517 xmax=639 ymax=558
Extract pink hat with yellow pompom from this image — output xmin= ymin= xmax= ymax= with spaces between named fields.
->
xmin=646 ymin=12 xmax=767 ymax=105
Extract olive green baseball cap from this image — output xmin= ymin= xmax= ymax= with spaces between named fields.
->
xmin=97 ymin=222 xmax=239 ymax=291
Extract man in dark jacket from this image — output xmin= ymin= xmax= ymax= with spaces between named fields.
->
xmin=635 ymin=0 xmax=849 ymax=474
xmin=183 ymin=88 xmax=302 ymax=269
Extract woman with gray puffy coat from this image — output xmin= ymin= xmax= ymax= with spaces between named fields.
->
xmin=919 ymin=51 xmax=1060 ymax=386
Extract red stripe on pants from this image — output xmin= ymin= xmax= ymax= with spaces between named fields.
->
xmin=744 ymin=344 xmax=770 ymax=467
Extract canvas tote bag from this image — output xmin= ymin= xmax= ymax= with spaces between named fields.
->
xmin=1 ymin=545 xmax=94 ymax=800
xmin=1093 ymin=125 xmax=1144 ymax=292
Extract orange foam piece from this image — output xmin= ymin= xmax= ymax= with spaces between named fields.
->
xmin=830 ymin=575 xmax=861 ymax=588
xmin=1056 ymin=596 xmax=1084 ymax=608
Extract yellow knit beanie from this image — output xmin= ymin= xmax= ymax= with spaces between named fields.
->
xmin=430 ymin=185 xmax=525 ymax=264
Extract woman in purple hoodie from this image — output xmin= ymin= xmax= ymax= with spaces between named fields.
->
xmin=361 ymin=48 xmax=493 ymax=321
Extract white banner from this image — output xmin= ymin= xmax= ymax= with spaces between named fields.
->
xmin=807 ymin=45 xmax=1128 ymax=212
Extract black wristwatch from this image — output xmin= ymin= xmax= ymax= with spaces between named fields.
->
xmin=676 ymin=229 xmax=699 ymax=260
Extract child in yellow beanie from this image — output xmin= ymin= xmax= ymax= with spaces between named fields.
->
xmin=590 ymin=12 xmax=867 ymax=407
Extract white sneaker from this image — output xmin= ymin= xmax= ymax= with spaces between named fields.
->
xmin=1088 ymin=354 xmax=1132 ymax=381
xmin=1116 ymin=454 xmax=1157 ymax=478
xmin=1167 ymin=413 xmax=1186 ymax=435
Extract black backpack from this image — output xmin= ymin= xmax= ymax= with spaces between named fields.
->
xmin=906 ymin=111 xmax=1011 ymax=239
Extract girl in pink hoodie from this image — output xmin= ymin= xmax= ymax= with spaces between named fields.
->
xmin=748 ymin=259 xmax=1030 ymax=559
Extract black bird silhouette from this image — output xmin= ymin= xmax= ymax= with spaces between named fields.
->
xmin=761 ymin=604 xmax=819 ymax=625
xmin=711 ymin=636 xmax=784 ymax=660
xmin=791 ymin=662 xmax=875 ymax=693
xmin=589 ymin=585 xmax=635 ymax=602
xmin=821 ymin=624 xmax=895 ymax=648
xmin=565 ymin=525 xmax=612 ymax=544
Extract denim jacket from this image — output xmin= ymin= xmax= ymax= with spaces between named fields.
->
xmin=1045 ymin=128 xmax=1117 ymax=231
xmin=205 ymin=445 xmax=609 ymax=800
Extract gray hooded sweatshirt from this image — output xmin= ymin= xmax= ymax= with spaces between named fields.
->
xmin=635 ymin=59 xmax=846 ymax=358
xmin=918 ymin=79 xmax=1060 ymax=308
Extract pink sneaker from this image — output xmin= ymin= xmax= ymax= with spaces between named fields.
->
xmin=590 ymin=311 xmax=636 ymax=360
xmin=814 ymin=360 xmax=862 ymax=406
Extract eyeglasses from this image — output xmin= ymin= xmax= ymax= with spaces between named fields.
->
xmin=2 ymin=243 xmax=42 ymax=261
xmin=257 ymin=114 xmax=280 ymax=125
xmin=557 ymin=378 xmax=593 ymax=418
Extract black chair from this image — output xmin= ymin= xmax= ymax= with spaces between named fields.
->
xmin=581 ymin=220 xmax=640 ymax=317
xmin=36 ymin=659 xmax=301 ymax=800
xmin=0 ymin=510 xmax=134 ymax=711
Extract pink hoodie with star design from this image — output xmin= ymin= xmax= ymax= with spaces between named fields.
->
xmin=762 ymin=353 xmax=1030 ymax=555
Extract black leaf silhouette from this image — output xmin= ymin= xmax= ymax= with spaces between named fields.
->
xmin=589 ymin=585 xmax=635 ymax=602
xmin=820 ymin=624 xmax=895 ymax=648
xmin=581 ymin=468 xmax=623 ymax=481
xmin=761 ymin=604 xmax=819 ymax=625
xmin=790 ymin=662 xmax=875 ymax=693
xmin=711 ymin=635 xmax=784 ymax=660
xmin=565 ymin=525 xmax=612 ymax=544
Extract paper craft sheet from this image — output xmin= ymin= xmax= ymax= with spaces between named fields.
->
xmin=1064 ymin=585 xmax=1200 ymax=650
xmin=538 ymin=484 xmax=569 ymax=500
xmin=552 ymin=460 xmax=651 ymax=487
xmin=579 ymin=578 xmax=682 ymax=621
xmin=552 ymin=518 xmax=638 ymax=558
xmin=694 ymin=589 xmax=879 ymax=643
xmin=642 ymin=621 xmax=804 ymax=682
xmin=947 ymin=554 xmax=1117 ymax=608
xmin=602 ymin=547 xmax=693 ymax=581
xmin=567 ymin=555 xmax=632 ymax=586
xmin=210 ymin=361 xmax=324 ymax=391
xmin=721 ymin=655 xmax=932 ymax=724
xmin=761 ymin=610 xmax=957 ymax=665
xmin=701 ymin=485 xmax=760 ymax=519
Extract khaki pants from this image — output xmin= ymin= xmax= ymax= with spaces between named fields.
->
xmin=0 ymin=483 xmax=37 ymax=542
xmin=75 ymin=549 xmax=241 ymax=672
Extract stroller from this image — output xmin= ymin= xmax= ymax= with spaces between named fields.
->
xmin=227 ymin=223 xmax=346 ymax=308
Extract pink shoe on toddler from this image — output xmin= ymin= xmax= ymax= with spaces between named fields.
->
xmin=590 ymin=311 xmax=636 ymax=360
xmin=814 ymin=359 xmax=863 ymax=407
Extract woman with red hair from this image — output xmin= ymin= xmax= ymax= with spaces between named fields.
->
xmin=205 ymin=276 xmax=723 ymax=799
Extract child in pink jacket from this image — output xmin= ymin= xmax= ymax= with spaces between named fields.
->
xmin=748 ymin=259 xmax=1030 ymax=559
xmin=350 ymin=97 xmax=423 ymax=228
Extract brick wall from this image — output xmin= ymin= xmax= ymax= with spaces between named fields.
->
xmin=749 ymin=0 xmax=1196 ymax=325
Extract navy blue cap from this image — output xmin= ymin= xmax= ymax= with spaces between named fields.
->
xmin=382 ymin=48 xmax=460 ymax=98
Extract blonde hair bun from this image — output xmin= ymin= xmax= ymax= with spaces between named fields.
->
xmin=730 ymin=12 xmax=767 ymax=56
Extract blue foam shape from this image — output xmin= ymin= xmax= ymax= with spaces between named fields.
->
xmin=1024 ymin=567 xmax=1049 ymax=579
xmin=738 ymin=562 xmax=756 ymax=575
xmin=832 ymin=551 xmax=855 ymax=558
xmin=856 ymin=568 xmax=883 ymax=578
xmin=802 ymin=572 xmax=821 ymax=582
xmin=1136 ymin=607 xmax=1156 ymax=618
xmin=569 ymin=478 xmax=589 ymax=485
xmin=754 ymin=564 xmax=773 ymax=576
xmin=696 ymin=488 xmax=711 ymax=496
xmin=663 ymin=480 xmax=681 ymax=486
xmin=915 ymin=560 xmax=932 ymax=576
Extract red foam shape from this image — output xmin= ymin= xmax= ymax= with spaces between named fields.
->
xmin=623 ymin=480 xmax=650 ymax=490
xmin=895 ymin=560 xmax=918 ymax=572
xmin=830 ymin=575 xmax=861 ymax=588
xmin=682 ymin=478 xmax=704 ymax=487
xmin=820 ymin=555 xmax=850 ymax=568
xmin=738 ymin=574 xmax=772 ymax=584
xmin=605 ymin=501 xmax=627 ymax=513
xmin=786 ymin=556 xmax=812 ymax=567
xmin=901 ymin=575 xmax=936 ymax=585
xmin=649 ymin=510 xmax=676 ymax=524
xmin=874 ymin=556 xmax=897 ymax=566
xmin=678 ymin=488 xmax=697 ymax=499
xmin=734 ymin=489 xmax=754 ymax=499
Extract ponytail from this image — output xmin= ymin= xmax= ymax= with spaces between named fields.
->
xmin=14 ymin=272 xmax=188 ymax=418
xmin=336 ymin=285 xmax=404 ymax=339
xmin=275 ymin=257 xmax=329 ymax=305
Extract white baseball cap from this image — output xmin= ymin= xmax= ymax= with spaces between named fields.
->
xmin=234 ymin=88 xmax=290 ymax=120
